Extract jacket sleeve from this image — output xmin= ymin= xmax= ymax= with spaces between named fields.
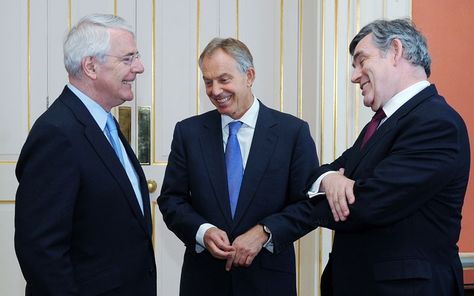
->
xmin=157 ymin=121 xmax=208 ymax=246
xmin=15 ymin=123 xmax=79 ymax=295
xmin=259 ymin=122 xmax=320 ymax=253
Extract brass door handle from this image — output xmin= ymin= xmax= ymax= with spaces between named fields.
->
xmin=147 ymin=179 xmax=158 ymax=193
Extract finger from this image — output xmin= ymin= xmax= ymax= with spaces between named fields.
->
xmin=218 ymin=232 xmax=231 ymax=246
xmin=338 ymin=198 xmax=350 ymax=220
xmin=337 ymin=188 xmax=350 ymax=216
xmin=215 ymin=240 xmax=235 ymax=253
xmin=208 ymin=241 xmax=233 ymax=260
xmin=209 ymin=245 xmax=227 ymax=259
xmin=326 ymin=192 xmax=340 ymax=222
xmin=338 ymin=168 xmax=345 ymax=174
xmin=333 ymin=196 xmax=345 ymax=221
xmin=346 ymin=184 xmax=356 ymax=205
xmin=244 ymin=254 xmax=255 ymax=267
xmin=225 ymin=252 xmax=235 ymax=271
xmin=237 ymin=254 xmax=248 ymax=266
xmin=233 ymin=250 xmax=245 ymax=267
xmin=331 ymin=204 xmax=340 ymax=222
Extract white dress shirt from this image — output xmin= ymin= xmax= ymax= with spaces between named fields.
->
xmin=195 ymin=97 xmax=261 ymax=252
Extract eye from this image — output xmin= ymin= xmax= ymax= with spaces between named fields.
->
xmin=121 ymin=56 xmax=133 ymax=64
xmin=204 ymin=80 xmax=212 ymax=87
xmin=220 ymin=78 xmax=230 ymax=84
xmin=121 ymin=52 xmax=141 ymax=65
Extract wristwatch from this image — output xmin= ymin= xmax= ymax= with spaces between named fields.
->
xmin=262 ymin=224 xmax=271 ymax=235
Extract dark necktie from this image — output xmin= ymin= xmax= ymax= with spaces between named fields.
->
xmin=225 ymin=121 xmax=243 ymax=218
xmin=361 ymin=109 xmax=386 ymax=148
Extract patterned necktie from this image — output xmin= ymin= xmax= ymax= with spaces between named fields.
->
xmin=105 ymin=113 xmax=125 ymax=166
xmin=225 ymin=121 xmax=243 ymax=218
xmin=361 ymin=108 xmax=386 ymax=148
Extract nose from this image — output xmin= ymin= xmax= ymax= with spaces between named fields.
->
xmin=211 ymin=82 xmax=222 ymax=97
xmin=131 ymin=58 xmax=144 ymax=74
xmin=351 ymin=67 xmax=361 ymax=84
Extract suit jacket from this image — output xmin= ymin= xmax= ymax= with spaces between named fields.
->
xmin=304 ymin=85 xmax=469 ymax=296
xmin=158 ymin=101 xmax=318 ymax=296
xmin=15 ymin=86 xmax=156 ymax=296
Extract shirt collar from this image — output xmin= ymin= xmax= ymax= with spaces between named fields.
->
xmin=67 ymin=83 xmax=110 ymax=131
xmin=221 ymin=95 xmax=260 ymax=129
xmin=382 ymin=80 xmax=430 ymax=118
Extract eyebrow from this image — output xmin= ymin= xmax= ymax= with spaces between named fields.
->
xmin=124 ymin=51 xmax=139 ymax=57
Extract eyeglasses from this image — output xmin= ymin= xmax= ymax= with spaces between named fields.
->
xmin=106 ymin=52 xmax=141 ymax=65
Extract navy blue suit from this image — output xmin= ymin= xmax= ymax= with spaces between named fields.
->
xmin=292 ymin=85 xmax=470 ymax=295
xmin=15 ymin=86 xmax=156 ymax=296
xmin=158 ymin=102 xmax=318 ymax=296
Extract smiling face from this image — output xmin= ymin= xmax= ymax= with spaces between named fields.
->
xmin=93 ymin=28 xmax=144 ymax=111
xmin=351 ymin=33 xmax=398 ymax=112
xmin=200 ymin=49 xmax=255 ymax=119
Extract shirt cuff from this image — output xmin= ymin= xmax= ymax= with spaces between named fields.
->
xmin=307 ymin=171 xmax=338 ymax=198
xmin=262 ymin=225 xmax=274 ymax=253
xmin=195 ymin=223 xmax=215 ymax=253
xmin=263 ymin=236 xmax=274 ymax=253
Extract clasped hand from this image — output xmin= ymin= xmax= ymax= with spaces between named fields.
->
xmin=203 ymin=225 xmax=268 ymax=271
xmin=321 ymin=168 xmax=356 ymax=222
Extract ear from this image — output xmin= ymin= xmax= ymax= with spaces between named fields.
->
xmin=82 ymin=56 xmax=97 ymax=79
xmin=246 ymin=67 xmax=256 ymax=88
xmin=391 ymin=38 xmax=403 ymax=64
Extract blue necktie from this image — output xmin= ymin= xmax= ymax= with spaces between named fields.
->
xmin=105 ymin=113 xmax=144 ymax=214
xmin=105 ymin=113 xmax=125 ymax=166
xmin=226 ymin=121 xmax=243 ymax=218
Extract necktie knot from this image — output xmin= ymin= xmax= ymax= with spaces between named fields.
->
xmin=228 ymin=121 xmax=243 ymax=136
xmin=106 ymin=113 xmax=118 ymax=133
xmin=372 ymin=109 xmax=386 ymax=121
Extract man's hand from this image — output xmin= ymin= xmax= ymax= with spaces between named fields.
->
xmin=321 ymin=168 xmax=355 ymax=221
xmin=225 ymin=225 xmax=268 ymax=271
xmin=203 ymin=227 xmax=235 ymax=260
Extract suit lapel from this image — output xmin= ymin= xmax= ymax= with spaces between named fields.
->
xmin=199 ymin=111 xmax=234 ymax=226
xmin=233 ymin=103 xmax=278 ymax=226
xmin=345 ymin=118 xmax=397 ymax=176
xmin=119 ymin=130 xmax=153 ymax=236
xmin=345 ymin=85 xmax=438 ymax=176
xmin=59 ymin=87 xmax=150 ymax=236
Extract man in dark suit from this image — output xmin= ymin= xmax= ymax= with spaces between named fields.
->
xmin=296 ymin=18 xmax=470 ymax=295
xmin=158 ymin=38 xmax=319 ymax=296
xmin=15 ymin=14 xmax=156 ymax=295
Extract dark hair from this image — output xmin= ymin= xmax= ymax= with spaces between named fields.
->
xmin=349 ymin=18 xmax=431 ymax=77
xmin=199 ymin=38 xmax=254 ymax=73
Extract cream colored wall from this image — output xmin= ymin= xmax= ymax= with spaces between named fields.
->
xmin=0 ymin=1 xmax=411 ymax=295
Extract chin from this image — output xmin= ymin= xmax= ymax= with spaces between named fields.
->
xmin=363 ymin=96 xmax=374 ymax=108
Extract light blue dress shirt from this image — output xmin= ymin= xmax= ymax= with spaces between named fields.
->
xmin=67 ymin=84 xmax=144 ymax=214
